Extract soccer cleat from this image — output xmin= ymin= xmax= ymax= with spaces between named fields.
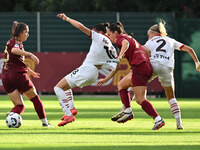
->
xmin=42 ymin=123 xmax=53 ymax=127
xmin=58 ymin=115 xmax=75 ymax=126
xmin=152 ymin=119 xmax=165 ymax=130
xmin=111 ymin=111 xmax=125 ymax=121
xmin=61 ymin=115 xmax=65 ymax=120
xmin=116 ymin=112 xmax=134 ymax=123
xmin=177 ymin=124 xmax=184 ymax=130
xmin=70 ymin=107 xmax=78 ymax=116
xmin=60 ymin=108 xmax=77 ymax=120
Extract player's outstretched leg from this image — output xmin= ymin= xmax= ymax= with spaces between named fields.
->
xmin=64 ymin=89 xmax=78 ymax=116
xmin=168 ymin=98 xmax=184 ymax=130
xmin=54 ymin=87 xmax=75 ymax=126
xmin=141 ymin=99 xmax=165 ymax=130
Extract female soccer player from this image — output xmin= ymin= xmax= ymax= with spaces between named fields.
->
xmin=105 ymin=22 xmax=165 ymax=130
xmin=143 ymin=20 xmax=200 ymax=129
xmin=54 ymin=13 xmax=119 ymax=126
xmin=2 ymin=21 xmax=51 ymax=127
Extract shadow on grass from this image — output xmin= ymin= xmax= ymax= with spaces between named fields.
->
xmin=0 ymin=145 xmax=199 ymax=150
xmin=1 ymin=128 xmax=200 ymax=135
xmin=1 ymin=107 xmax=200 ymax=120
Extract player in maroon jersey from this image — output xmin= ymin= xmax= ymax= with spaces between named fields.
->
xmin=2 ymin=21 xmax=51 ymax=127
xmin=106 ymin=22 xmax=165 ymax=130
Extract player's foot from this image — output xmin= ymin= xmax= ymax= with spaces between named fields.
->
xmin=58 ymin=116 xmax=75 ymax=126
xmin=70 ymin=107 xmax=78 ymax=116
xmin=42 ymin=123 xmax=53 ymax=127
xmin=117 ymin=112 xmax=134 ymax=123
xmin=177 ymin=124 xmax=184 ymax=130
xmin=152 ymin=119 xmax=165 ymax=130
xmin=111 ymin=111 xmax=125 ymax=121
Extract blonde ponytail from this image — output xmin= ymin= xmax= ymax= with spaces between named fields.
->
xmin=149 ymin=19 xmax=167 ymax=36
xmin=158 ymin=20 xmax=167 ymax=36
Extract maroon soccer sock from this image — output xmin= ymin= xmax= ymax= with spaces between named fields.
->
xmin=30 ymin=95 xmax=46 ymax=119
xmin=119 ymin=89 xmax=131 ymax=108
xmin=141 ymin=99 xmax=158 ymax=119
xmin=11 ymin=105 xmax=25 ymax=114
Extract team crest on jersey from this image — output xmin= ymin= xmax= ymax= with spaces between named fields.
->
xmin=14 ymin=44 xmax=19 ymax=48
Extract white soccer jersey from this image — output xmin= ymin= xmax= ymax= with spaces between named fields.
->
xmin=144 ymin=36 xmax=184 ymax=68
xmin=82 ymin=30 xmax=119 ymax=70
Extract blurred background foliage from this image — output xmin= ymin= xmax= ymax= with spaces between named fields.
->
xmin=0 ymin=0 xmax=200 ymax=18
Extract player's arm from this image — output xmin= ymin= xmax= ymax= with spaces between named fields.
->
xmin=118 ymin=39 xmax=129 ymax=60
xmin=27 ymin=67 xmax=40 ymax=78
xmin=181 ymin=45 xmax=200 ymax=72
xmin=97 ymin=64 xmax=120 ymax=86
xmin=57 ymin=13 xmax=90 ymax=36
xmin=11 ymin=48 xmax=39 ymax=65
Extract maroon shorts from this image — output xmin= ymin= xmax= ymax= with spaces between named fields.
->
xmin=131 ymin=62 xmax=153 ymax=87
xmin=2 ymin=71 xmax=34 ymax=94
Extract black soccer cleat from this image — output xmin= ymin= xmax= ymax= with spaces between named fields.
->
xmin=116 ymin=112 xmax=134 ymax=123
xmin=111 ymin=111 xmax=125 ymax=121
xmin=152 ymin=119 xmax=165 ymax=130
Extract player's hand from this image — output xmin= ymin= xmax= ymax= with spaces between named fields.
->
xmin=195 ymin=61 xmax=200 ymax=72
xmin=96 ymin=79 xmax=107 ymax=86
xmin=57 ymin=13 xmax=68 ymax=21
xmin=30 ymin=54 xmax=39 ymax=65
xmin=30 ymin=72 xmax=40 ymax=78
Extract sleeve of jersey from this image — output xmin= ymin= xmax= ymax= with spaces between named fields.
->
xmin=174 ymin=39 xmax=184 ymax=51
xmin=90 ymin=30 xmax=102 ymax=42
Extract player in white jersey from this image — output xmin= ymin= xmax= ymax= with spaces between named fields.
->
xmin=114 ymin=20 xmax=200 ymax=130
xmin=144 ymin=20 xmax=200 ymax=129
xmin=54 ymin=13 xmax=119 ymax=126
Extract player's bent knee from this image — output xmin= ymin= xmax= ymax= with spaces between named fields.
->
xmin=24 ymin=88 xmax=37 ymax=99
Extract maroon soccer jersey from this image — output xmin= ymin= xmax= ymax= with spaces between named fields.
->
xmin=115 ymin=34 xmax=149 ymax=66
xmin=2 ymin=38 xmax=33 ymax=93
xmin=2 ymin=38 xmax=27 ymax=72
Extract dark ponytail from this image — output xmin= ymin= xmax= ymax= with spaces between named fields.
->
xmin=11 ymin=21 xmax=28 ymax=38
xmin=108 ymin=21 xmax=126 ymax=34
xmin=93 ymin=22 xmax=110 ymax=34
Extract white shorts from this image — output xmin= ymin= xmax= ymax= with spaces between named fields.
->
xmin=65 ymin=64 xmax=99 ymax=88
xmin=149 ymin=61 xmax=174 ymax=87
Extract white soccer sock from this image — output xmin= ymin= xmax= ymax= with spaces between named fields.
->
xmin=124 ymin=107 xmax=132 ymax=113
xmin=65 ymin=89 xmax=74 ymax=109
xmin=121 ymin=104 xmax=125 ymax=111
xmin=154 ymin=116 xmax=162 ymax=122
xmin=54 ymin=87 xmax=72 ymax=116
xmin=127 ymin=87 xmax=135 ymax=100
xmin=41 ymin=118 xmax=48 ymax=124
xmin=168 ymin=98 xmax=182 ymax=125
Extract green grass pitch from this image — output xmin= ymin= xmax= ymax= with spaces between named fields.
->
xmin=0 ymin=95 xmax=200 ymax=150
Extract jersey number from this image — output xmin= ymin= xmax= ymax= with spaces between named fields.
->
xmin=104 ymin=46 xmax=116 ymax=59
xmin=3 ymin=46 xmax=9 ymax=69
xmin=4 ymin=46 xmax=9 ymax=62
xmin=156 ymin=39 xmax=166 ymax=52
